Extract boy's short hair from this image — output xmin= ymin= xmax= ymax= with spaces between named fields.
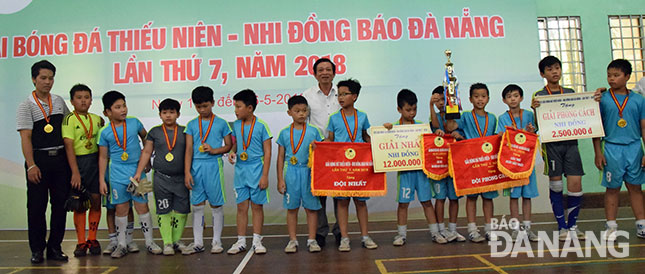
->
xmin=287 ymin=95 xmax=308 ymax=109
xmin=539 ymin=56 xmax=561 ymax=73
xmin=70 ymin=84 xmax=92 ymax=98
xmin=233 ymin=89 xmax=258 ymax=111
xmin=31 ymin=60 xmax=56 ymax=78
xmin=313 ymin=58 xmax=336 ymax=74
xmin=502 ymin=84 xmax=524 ymax=98
xmin=337 ymin=79 xmax=362 ymax=96
xmin=607 ymin=59 xmax=632 ymax=76
xmin=191 ymin=86 xmax=214 ymax=104
xmin=397 ymin=89 xmax=418 ymax=108
xmin=102 ymin=90 xmax=126 ymax=111
xmin=469 ymin=83 xmax=489 ymax=97
xmin=159 ymin=98 xmax=181 ymax=113
xmin=432 ymin=86 xmax=444 ymax=95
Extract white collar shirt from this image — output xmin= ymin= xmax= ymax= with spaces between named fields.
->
xmin=302 ymin=84 xmax=340 ymax=138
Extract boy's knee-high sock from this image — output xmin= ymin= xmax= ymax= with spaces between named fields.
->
xmin=567 ymin=191 xmax=583 ymax=228
xmin=158 ymin=214 xmax=173 ymax=246
xmin=139 ymin=212 xmax=155 ymax=246
xmin=73 ymin=211 xmax=87 ymax=244
xmin=172 ymin=212 xmax=188 ymax=243
xmin=116 ymin=216 xmax=128 ymax=247
xmin=549 ymin=180 xmax=567 ymax=230
xmin=88 ymin=209 xmax=101 ymax=241
xmin=193 ymin=205 xmax=205 ymax=246
xmin=212 ymin=207 xmax=224 ymax=245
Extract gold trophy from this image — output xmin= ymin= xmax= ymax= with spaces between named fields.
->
xmin=443 ymin=50 xmax=461 ymax=120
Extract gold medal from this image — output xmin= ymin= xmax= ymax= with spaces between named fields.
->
xmin=618 ymin=118 xmax=627 ymax=128
xmin=198 ymin=145 xmax=205 ymax=153
xmin=165 ymin=152 xmax=174 ymax=162
xmin=85 ymin=141 xmax=93 ymax=149
xmin=44 ymin=123 xmax=53 ymax=133
xmin=111 ymin=120 xmax=128 ymax=161
xmin=290 ymin=156 xmax=298 ymax=165
xmin=239 ymin=152 xmax=248 ymax=161
xmin=198 ymin=114 xmax=215 ymax=154
xmin=289 ymin=123 xmax=307 ymax=165
xmin=341 ymin=109 xmax=358 ymax=142
xmin=162 ymin=124 xmax=178 ymax=159
xmin=121 ymin=152 xmax=129 ymax=161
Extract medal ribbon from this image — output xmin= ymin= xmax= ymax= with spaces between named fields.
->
xmin=545 ymin=85 xmax=563 ymax=95
xmin=162 ymin=124 xmax=178 ymax=152
xmin=290 ymin=124 xmax=307 ymax=156
xmin=507 ymin=110 xmax=523 ymax=130
xmin=110 ymin=120 xmax=127 ymax=152
xmin=199 ymin=114 xmax=215 ymax=145
xmin=241 ymin=116 xmax=256 ymax=151
xmin=341 ymin=109 xmax=358 ymax=142
xmin=74 ymin=111 xmax=94 ymax=142
xmin=32 ymin=91 xmax=52 ymax=124
xmin=609 ymin=89 xmax=629 ymax=118
xmin=472 ymin=111 xmax=489 ymax=138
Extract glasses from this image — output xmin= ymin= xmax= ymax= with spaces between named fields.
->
xmin=338 ymin=92 xmax=354 ymax=97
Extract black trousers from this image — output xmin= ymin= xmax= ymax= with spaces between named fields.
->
xmin=316 ymin=196 xmax=340 ymax=239
xmin=26 ymin=149 xmax=70 ymax=253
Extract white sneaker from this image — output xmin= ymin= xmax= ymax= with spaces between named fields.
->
xmin=570 ymin=225 xmax=585 ymax=240
xmin=485 ymin=231 xmax=498 ymax=241
xmin=253 ymin=241 xmax=267 ymax=254
xmin=440 ymin=229 xmax=457 ymax=242
xmin=173 ymin=241 xmax=187 ymax=251
xmin=468 ymin=230 xmax=485 ymax=243
xmin=163 ymin=244 xmax=175 ymax=256
xmin=182 ymin=243 xmax=205 ymax=255
xmin=103 ymin=241 xmax=118 ymax=254
xmin=603 ymin=226 xmax=618 ymax=241
xmin=392 ymin=235 xmax=406 ymax=246
xmin=127 ymin=241 xmax=140 ymax=253
xmin=211 ymin=242 xmax=224 ymax=254
xmin=338 ymin=237 xmax=351 ymax=252
xmin=284 ymin=240 xmax=298 ymax=253
xmin=111 ymin=244 xmax=128 ymax=258
xmin=558 ymin=228 xmax=569 ymax=241
xmin=453 ymin=231 xmax=466 ymax=242
xmin=362 ymin=236 xmax=378 ymax=249
xmin=525 ymin=228 xmax=539 ymax=242
xmin=431 ymin=231 xmax=448 ymax=244
xmin=637 ymin=224 xmax=645 ymax=239
xmin=511 ymin=230 xmax=520 ymax=242
xmin=227 ymin=241 xmax=246 ymax=255
xmin=307 ymin=241 xmax=321 ymax=253
xmin=146 ymin=242 xmax=162 ymax=255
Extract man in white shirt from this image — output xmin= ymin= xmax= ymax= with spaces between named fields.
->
xmin=634 ymin=76 xmax=645 ymax=95
xmin=302 ymin=58 xmax=341 ymax=248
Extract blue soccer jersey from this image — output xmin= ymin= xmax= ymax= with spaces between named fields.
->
xmin=232 ymin=116 xmax=272 ymax=161
xmin=326 ymin=109 xmax=370 ymax=142
xmin=457 ymin=111 xmax=497 ymax=139
xmin=277 ymin=123 xmax=324 ymax=165
xmin=185 ymin=114 xmax=232 ymax=160
xmin=599 ymin=90 xmax=645 ymax=145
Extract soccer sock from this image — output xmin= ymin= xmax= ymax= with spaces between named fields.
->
xmin=88 ymin=209 xmax=101 ymax=241
xmin=429 ymin=223 xmax=439 ymax=233
xmin=172 ymin=212 xmax=188 ymax=243
xmin=549 ymin=180 xmax=566 ymax=230
xmin=73 ymin=211 xmax=87 ymax=244
xmin=253 ymin=233 xmax=262 ymax=245
xmin=108 ymin=233 xmax=117 ymax=244
xmin=397 ymin=225 xmax=407 ymax=237
xmin=606 ymin=220 xmax=618 ymax=229
xmin=116 ymin=216 xmax=128 ymax=247
xmin=438 ymin=222 xmax=446 ymax=232
xmin=484 ymin=223 xmax=492 ymax=233
xmin=467 ymin=222 xmax=477 ymax=233
xmin=139 ymin=212 xmax=155 ymax=246
xmin=567 ymin=191 xmax=583 ymax=228
xmin=126 ymin=221 xmax=134 ymax=244
xmin=158 ymin=214 xmax=173 ymax=246
xmin=237 ymin=235 xmax=246 ymax=245
xmin=449 ymin=222 xmax=458 ymax=232
xmin=212 ymin=207 xmax=224 ymax=245
xmin=192 ymin=205 xmax=205 ymax=247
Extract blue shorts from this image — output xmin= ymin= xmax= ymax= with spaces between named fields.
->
xmin=397 ymin=170 xmax=432 ymax=203
xmin=283 ymin=164 xmax=321 ymax=210
xmin=433 ymin=176 xmax=460 ymax=200
xmin=510 ymin=170 xmax=539 ymax=199
xmin=191 ymin=158 xmax=226 ymax=206
xmin=602 ymin=141 xmax=644 ymax=189
xmin=467 ymin=190 xmax=499 ymax=199
xmin=107 ymin=162 xmax=147 ymax=205
xmin=234 ymin=159 xmax=269 ymax=205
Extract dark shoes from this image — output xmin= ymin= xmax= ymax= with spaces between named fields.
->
xmin=315 ymin=234 xmax=326 ymax=248
xmin=87 ymin=240 xmax=102 ymax=255
xmin=74 ymin=243 xmax=89 ymax=257
xmin=31 ymin=251 xmax=44 ymax=264
xmin=47 ymin=249 xmax=69 ymax=261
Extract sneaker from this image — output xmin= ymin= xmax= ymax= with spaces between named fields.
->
xmin=431 ymin=231 xmax=448 ymax=244
xmin=558 ymin=228 xmax=569 ymax=241
xmin=103 ymin=241 xmax=118 ymax=255
xmin=163 ymin=244 xmax=175 ymax=256
xmin=362 ymin=236 xmax=378 ymax=249
xmin=392 ymin=235 xmax=406 ymax=246
xmin=440 ymin=230 xmax=458 ymax=242
xmin=468 ymin=230 xmax=485 ymax=243
xmin=511 ymin=230 xmax=520 ymax=242
xmin=338 ymin=237 xmax=351 ymax=252
xmin=284 ymin=240 xmax=298 ymax=253
xmin=146 ymin=242 xmax=162 ymax=255
xmin=211 ymin=242 xmax=224 ymax=254
xmin=637 ymin=224 xmax=645 ymax=239
xmin=525 ymin=228 xmax=539 ymax=242
xmin=253 ymin=241 xmax=267 ymax=254
xmin=182 ymin=243 xmax=205 ymax=255
xmin=74 ymin=242 xmax=88 ymax=257
xmin=173 ymin=241 xmax=187 ymax=251
xmin=485 ymin=231 xmax=498 ymax=241
xmin=110 ymin=245 xmax=128 ymax=258
xmin=227 ymin=241 xmax=246 ymax=255
xmin=570 ymin=225 xmax=585 ymax=240
xmin=127 ymin=241 xmax=140 ymax=253
xmin=453 ymin=231 xmax=467 ymax=242
xmin=87 ymin=240 xmax=101 ymax=255
xmin=307 ymin=241 xmax=321 ymax=253
xmin=603 ymin=226 xmax=618 ymax=241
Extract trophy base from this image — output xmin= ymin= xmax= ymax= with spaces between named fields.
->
xmin=445 ymin=112 xmax=460 ymax=120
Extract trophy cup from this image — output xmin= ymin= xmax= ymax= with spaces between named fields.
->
xmin=443 ymin=50 xmax=461 ymax=120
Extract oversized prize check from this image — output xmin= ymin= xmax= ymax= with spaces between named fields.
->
xmin=535 ymin=91 xmax=605 ymax=143
xmin=369 ymin=124 xmax=431 ymax=172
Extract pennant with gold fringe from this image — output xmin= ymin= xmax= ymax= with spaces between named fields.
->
xmin=420 ymin=133 xmax=456 ymax=180
xmin=497 ymin=126 xmax=539 ymax=180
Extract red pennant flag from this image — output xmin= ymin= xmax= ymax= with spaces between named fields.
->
xmin=421 ymin=134 xmax=456 ymax=180
xmin=498 ymin=126 xmax=539 ymax=180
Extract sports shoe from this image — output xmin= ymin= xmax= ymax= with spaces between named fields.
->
xmin=511 ymin=230 xmax=520 ymax=242
xmin=525 ymin=228 xmax=539 ymax=242
xmin=284 ymin=240 xmax=298 ymax=253
xmin=211 ymin=242 xmax=224 ymax=254
xmin=146 ymin=242 xmax=162 ymax=255
xmin=103 ymin=241 xmax=118 ymax=254
xmin=338 ymin=237 xmax=351 ymax=252
xmin=182 ymin=243 xmax=205 ymax=255
xmin=485 ymin=231 xmax=498 ymax=241
xmin=173 ymin=241 xmax=187 ymax=251
xmin=468 ymin=230 xmax=485 ymax=243
xmin=127 ymin=241 xmax=140 ymax=253
xmin=111 ymin=245 xmax=128 ymax=258
xmin=603 ymin=226 xmax=618 ymax=241
xmin=362 ymin=236 xmax=378 ymax=249
xmin=87 ymin=240 xmax=101 ymax=255
xmin=637 ymin=224 xmax=645 ymax=239
xmin=163 ymin=244 xmax=175 ymax=256
xmin=453 ymin=231 xmax=467 ymax=242
xmin=308 ymin=241 xmax=321 ymax=253
xmin=392 ymin=235 xmax=406 ymax=246
xmin=431 ymin=231 xmax=448 ymax=244
xmin=440 ymin=229 xmax=458 ymax=242
xmin=227 ymin=241 xmax=246 ymax=255
xmin=253 ymin=241 xmax=267 ymax=254
xmin=558 ymin=228 xmax=569 ymax=241
xmin=570 ymin=225 xmax=585 ymax=240
xmin=74 ymin=242 xmax=88 ymax=257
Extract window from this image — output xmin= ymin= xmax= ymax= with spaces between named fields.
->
xmin=609 ymin=15 xmax=644 ymax=88
xmin=537 ymin=16 xmax=586 ymax=91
